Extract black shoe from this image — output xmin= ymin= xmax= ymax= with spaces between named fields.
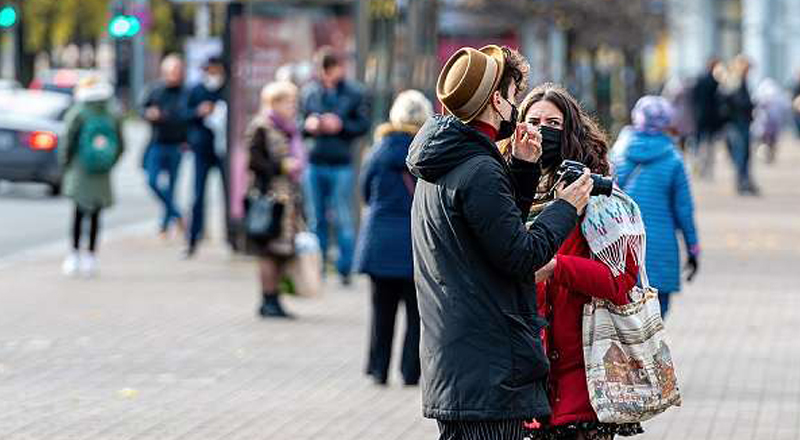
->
xmin=403 ymin=378 xmax=419 ymax=387
xmin=367 ymin=372 xmax=388 ymax=386
xmin=340 ymin=275 xmax=352 ymax=287
xmin=181 ymin=245 xmax=196 ymax=260
xmin=738 ymin=183 xmax=761 ymax=197
xmin=258 ymin=295 xmax=294 ymax=319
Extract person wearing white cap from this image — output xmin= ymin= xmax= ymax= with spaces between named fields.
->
xmin=59 ymin=76 xmax=124 ymax=277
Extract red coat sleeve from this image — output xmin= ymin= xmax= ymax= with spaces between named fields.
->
xmin=552 ymin=248 xmax=639 ymax=306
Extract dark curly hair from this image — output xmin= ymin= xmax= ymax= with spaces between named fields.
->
xmin=498 ymin=47 xmax=529 ymax=100
xmin=516 ymin=83 xmax=610 ymax=201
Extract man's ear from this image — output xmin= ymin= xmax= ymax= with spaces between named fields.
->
xmin=490 ymin=90 xmax=502 ymax=111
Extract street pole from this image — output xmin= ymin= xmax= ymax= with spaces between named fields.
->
xmin=131 ymin=0 xmax=148 ymax=105
xmin=196 ymin=2 xmax=211 ymax=40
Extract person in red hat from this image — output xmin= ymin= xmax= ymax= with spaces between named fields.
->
xmin=406 ymin=45 xmax=594 ymax=440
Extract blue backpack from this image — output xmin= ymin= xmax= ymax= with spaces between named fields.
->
xmin=78 ymin=109 xmax=120 ymax=174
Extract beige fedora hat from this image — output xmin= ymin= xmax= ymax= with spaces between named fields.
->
xmin=436 ymin=45 xmax=505 ymax=123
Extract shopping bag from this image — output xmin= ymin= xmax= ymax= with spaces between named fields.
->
xmin=583 ymin=286 xmax=681 ymax=423
xmin=285 ymin=232 xmax=322 ymax=298
xmin=581 ymin=188 xmax=681 ymax=423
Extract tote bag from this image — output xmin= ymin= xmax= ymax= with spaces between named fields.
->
xmin=285 ymin=231 xmax=322 ymax=298
xmin=581 ymin=189 xmax=681 ymax=424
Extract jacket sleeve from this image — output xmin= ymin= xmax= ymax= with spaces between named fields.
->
xmin=113 ymin=116 xmax=126 ymax=166
xmin=508 ymin=157 xmax=541 ymax=216
xmin=59 ymin=106 xmax=82 ymax=167
xmin=299 ymin=87 xmax=316 ymax=138
xmin=360 ymin=153 xmax=377 ymax=205
xmin=138 ymin=85 xmax=156 ymax=119
xmin=184 ymin=86 xmax=204 ymax=124
xmin=671 ymin=158 xmax=699 ymax=253
xmin=461 ymin=160 xmax=578 ymax=283
xmin=246 ymin=125 xmax=282 ymax=191
xmin=340 ymin=87 xmax=371 ymax=139
xmin=552 ymin=246 xmax=639 ymax=306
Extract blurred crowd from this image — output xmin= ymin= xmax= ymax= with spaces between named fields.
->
xmin=663 ymin=54 xmax=796 ymax=196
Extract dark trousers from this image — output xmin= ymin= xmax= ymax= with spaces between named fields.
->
xmin=725 ymin=122 xmax=754 ymax=190
xmin=145 ymin=143 xmax=183 ymax=232
xmin=188 ymin=149 xmax=224 ymax=248
xmin=658 ymin=290 xmax=673 ymax=319
xmin=437 ymin=420 xmax=527 ymax=440
xmin=72 ymin=206 xmax=101 ymax=252
xmin=366 ymin=277 xmax=420 ymax=384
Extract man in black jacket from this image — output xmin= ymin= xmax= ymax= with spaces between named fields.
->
xmin=141 ymin=54 xmax=189 ymax=236
xmin=407 ymin=45 xmax=593 ymax=439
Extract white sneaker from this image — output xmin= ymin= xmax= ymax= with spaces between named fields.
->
xmin=62 ymin=252 xmax=80 ymax=277
xmin=80 ymin=253 xmax=97 ymax=278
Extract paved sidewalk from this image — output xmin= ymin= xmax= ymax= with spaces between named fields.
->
xmin=1 ymin=138 xmax=800 ymax=439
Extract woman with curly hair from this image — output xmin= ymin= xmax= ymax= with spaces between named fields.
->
xmin=511 ymin=84 xmax=645 ymax=440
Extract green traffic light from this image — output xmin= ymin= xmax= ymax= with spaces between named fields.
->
xmin=0 ymin=6 xmax=17 ymax=28
xmin=109 ymin=15 xmax=141 ymax=38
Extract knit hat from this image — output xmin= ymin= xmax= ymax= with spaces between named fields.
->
xmin=74 ymin=76 xmax=114 ymax=102
xmin=631 ymin=95 xmax=674 ymax=134
xmin=436 ymin=45 xmax=505 ymax=123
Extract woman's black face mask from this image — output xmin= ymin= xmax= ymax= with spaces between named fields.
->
xmin=539 ymin=125 xmax=563 ymax=169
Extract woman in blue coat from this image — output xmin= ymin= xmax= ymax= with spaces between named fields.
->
xmin=611 ymin=96 xmax=701 ymax=317
xmin=354 ymin=90 xmax=432 ymax=385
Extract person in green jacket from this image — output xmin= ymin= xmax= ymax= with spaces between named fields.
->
xmin=59 ymin=77 xmax=125 ymax=277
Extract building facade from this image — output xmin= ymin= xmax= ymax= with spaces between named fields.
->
xmin=668 ymin=0 xmax=800 ymax=85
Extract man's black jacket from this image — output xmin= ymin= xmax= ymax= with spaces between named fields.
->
xmin=407 ymin=114 xmax=578 ymax=421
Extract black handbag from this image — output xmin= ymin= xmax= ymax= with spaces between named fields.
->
xmin=245 ymin=192 xmax=284 ymax=241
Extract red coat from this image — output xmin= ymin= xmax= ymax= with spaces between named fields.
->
xmin=536 ymin=225 xmax=639 ymax=426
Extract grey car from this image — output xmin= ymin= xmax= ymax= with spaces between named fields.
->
xmin=0 ymin=89 xmax=72 ymax=195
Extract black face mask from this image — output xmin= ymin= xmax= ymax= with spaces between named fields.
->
xmin=497 ymin=97 xmax=518 ymax=141
xmin=539 ymin=125 xmax=563 ymax=169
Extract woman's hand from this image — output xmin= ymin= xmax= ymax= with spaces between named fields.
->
xmin=511 ymin=123 xmax=542 ymax=163
xmin=535 ymin=259 xmax=557 ymax=283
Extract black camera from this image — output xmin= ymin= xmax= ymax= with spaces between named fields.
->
xmin=556 ymin=160 xmax=614 ymax=197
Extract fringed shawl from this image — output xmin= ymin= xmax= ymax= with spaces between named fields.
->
xmin=581 ymin=188 xmax=650 ymax=288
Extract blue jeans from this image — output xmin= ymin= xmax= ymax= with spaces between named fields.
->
xmin=304 ymin=164 xmax=356 ymax=277
xmin=145 ymin=143 xmax=183 ymax=232
xmin=725 ymin=122 xmax=753 ymax=190
xmin=188 ymin=148 xmax=224 ymax=247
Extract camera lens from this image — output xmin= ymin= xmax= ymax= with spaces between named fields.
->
xmin=590 ymin=175 xmax=614 ymax=197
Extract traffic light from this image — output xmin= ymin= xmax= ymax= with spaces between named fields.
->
xmin=109 ymin=15 xmax=140 ymax=39
xmin=0 ymin=5 xmax=17 ymax=29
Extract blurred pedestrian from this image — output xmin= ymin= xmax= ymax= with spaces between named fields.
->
xmin=407 ymin=46 xmax=592 ymax=440
xmin=611 ymin=95 xmax=700 ymax=317
xmin=184 ymin=56 xmax=227 ymax=258
xmin=246 ymin=81 xmax=307 ymax=319
xmin=515 ymin=83 xmax=644 ymax=440
xmin=662 ymin=75 xmax=696 ymax=152
xmin=300 ymin=47 xmax=370 ymax=286
xmin=792 ymin=70 xmax=800 ymax=136
xmin=354 ymin=90 xmax=432 ymax=386
xmin=691 ymin=58 xmax=725 ymax=178
xmin=60 ymin=76 xmax=125 ymax=277
xmin=141 ymin=54 xmax=189 ymax=237
xmin=722 ymin=55 xmax=758 ymax=196
xmin=752 ymin=78 xmax=791 ymax=164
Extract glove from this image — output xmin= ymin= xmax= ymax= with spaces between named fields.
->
xmin=684 ymin=254 xmax=699 ymax=282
